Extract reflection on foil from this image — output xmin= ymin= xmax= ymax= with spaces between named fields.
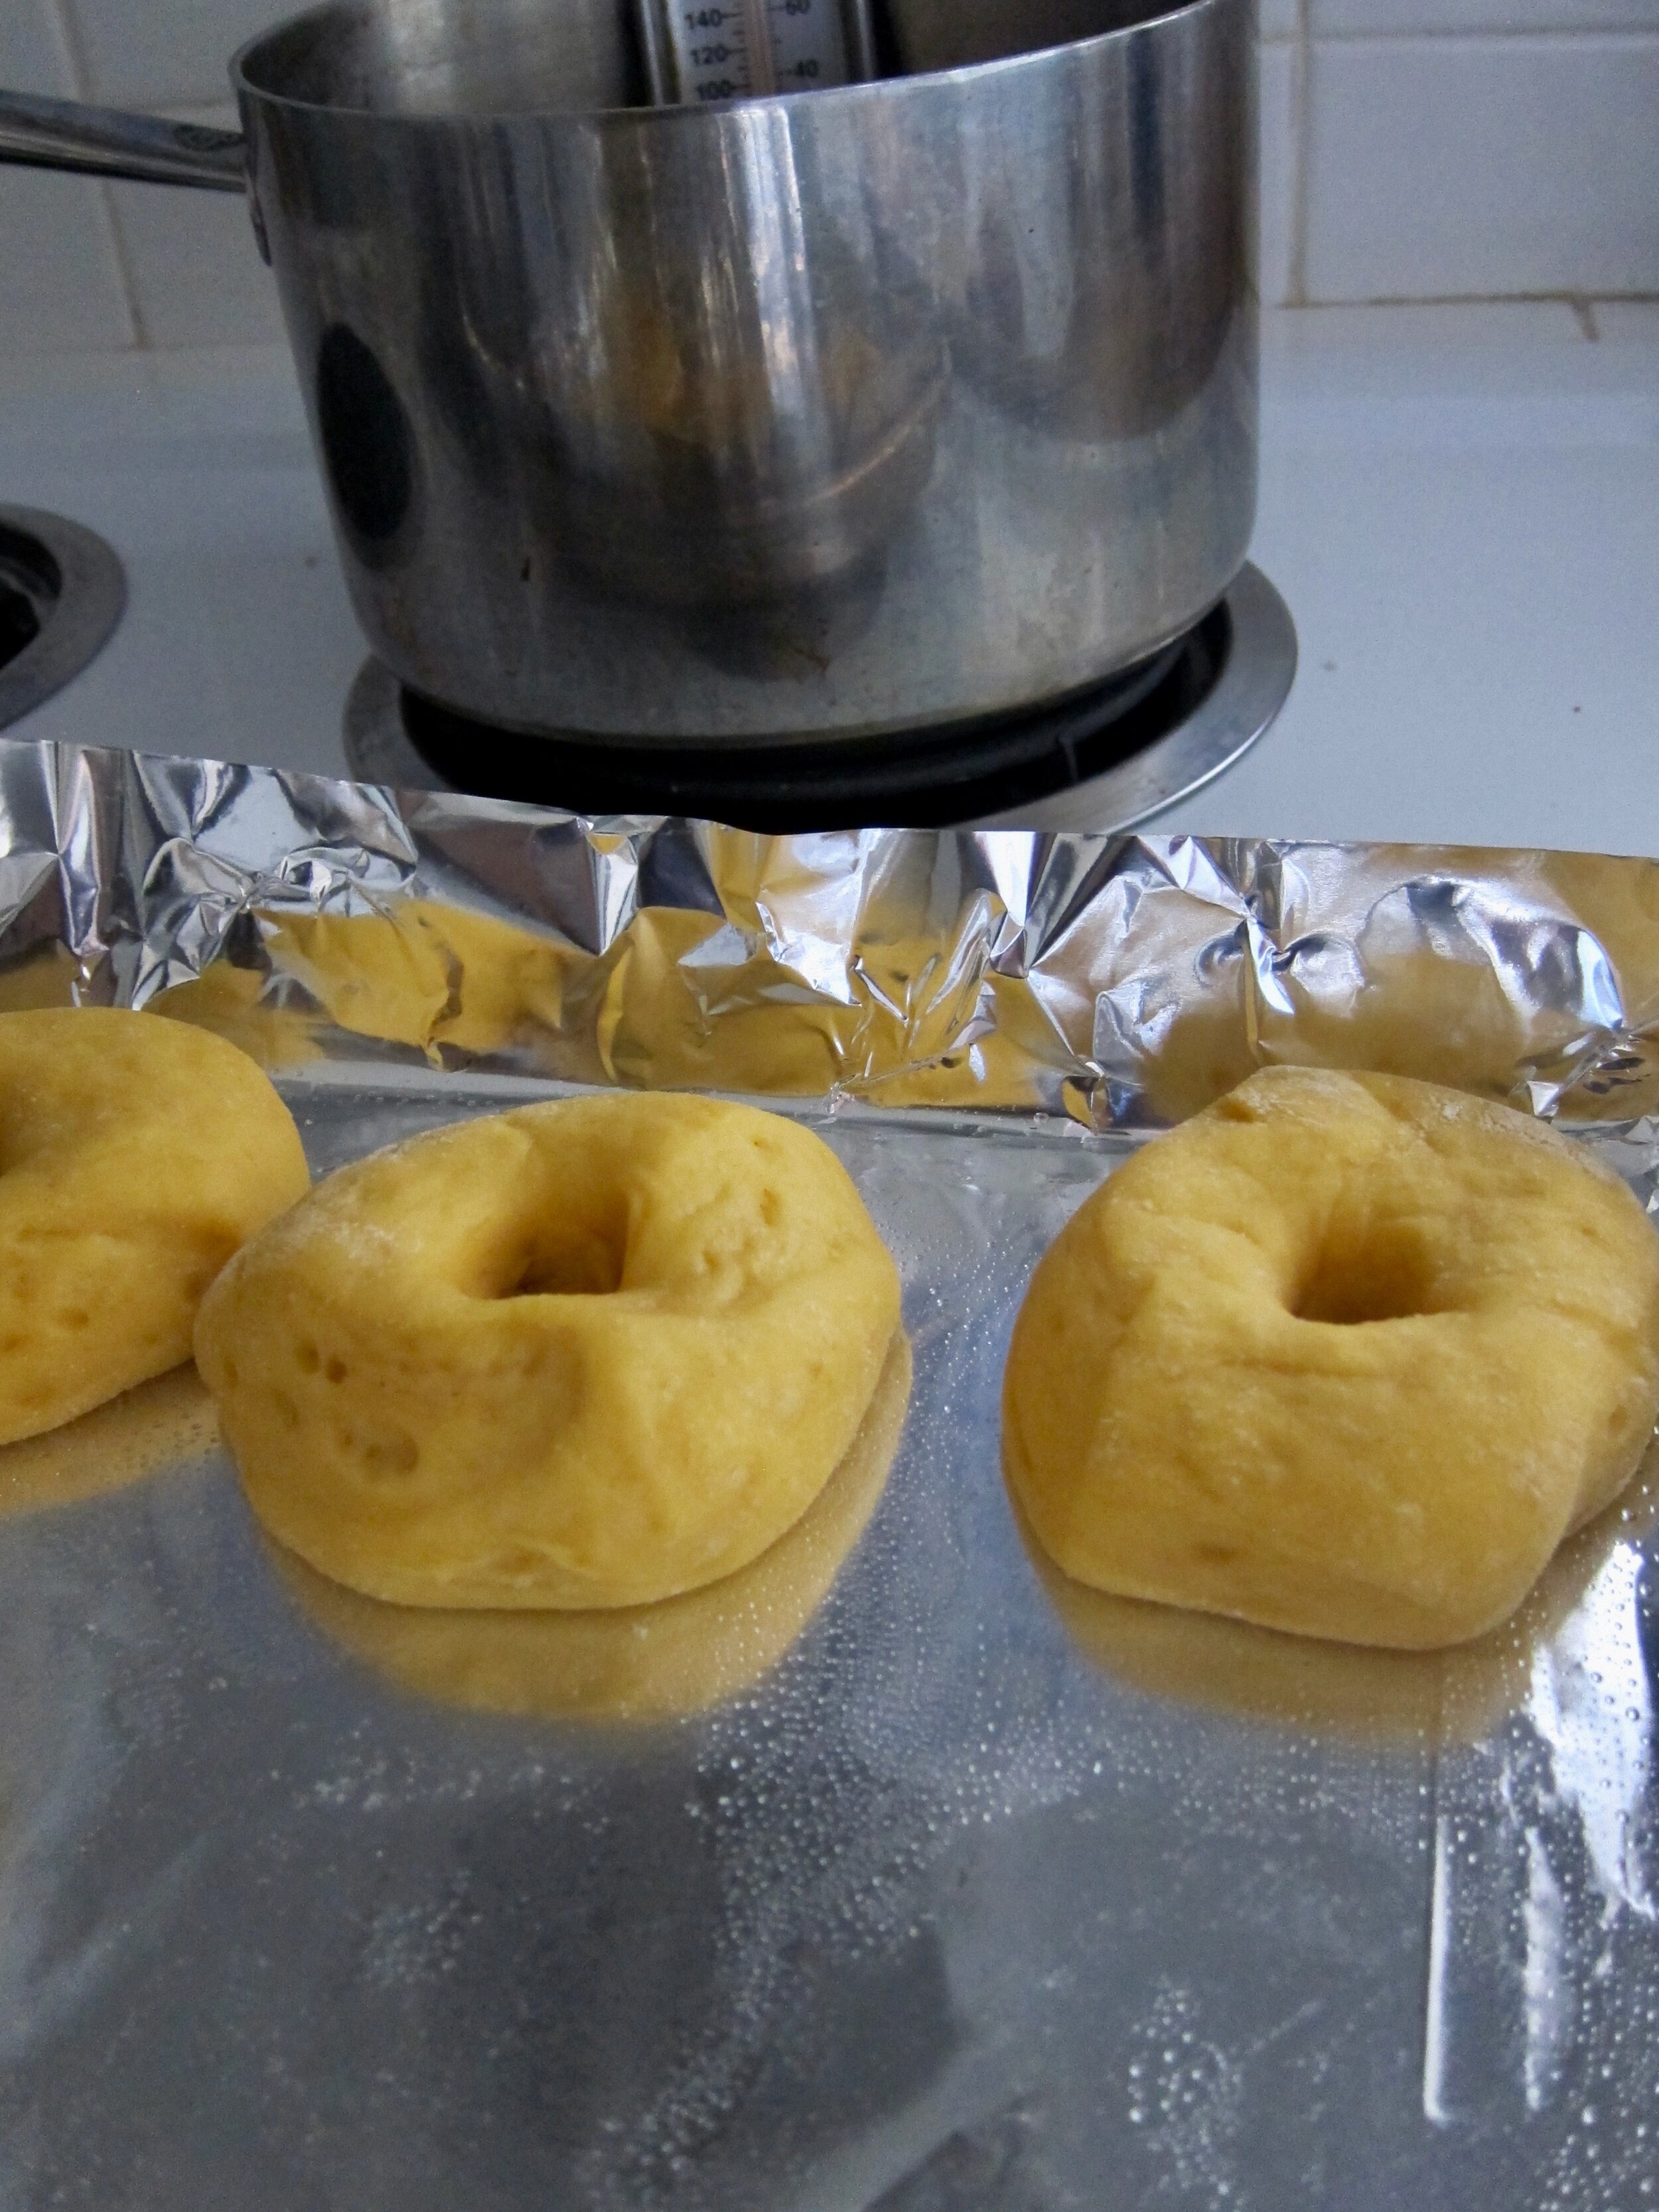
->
xmin=0 ymin=743 xmax=1656 ymax=1138
xmin=0 ymin=1366 xmax=218 ymax=1521
xmin=1423 ymin=1505 xmax=1659 ymax=2150
xmin=1531 ymin=1541 xmax=1657 ymax=1925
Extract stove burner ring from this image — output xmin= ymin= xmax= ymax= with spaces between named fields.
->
xmin=344 ymin=562 xmax=1296 ymax=833
xmin=0 ymin=508 xmax=127 ymax=733
xmin=400 ymin=622 xmax=1204 ymax=828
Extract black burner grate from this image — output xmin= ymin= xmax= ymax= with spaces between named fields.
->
xmin=392 ymin=607 xmax=1228 ymax=833
xmin=0 ymin=575 xmax=40 ymax=674
xmin=0 ymin=508 xmax=126 ymax=731
xmin=343 ymin=564 xmax=1298 ymax=835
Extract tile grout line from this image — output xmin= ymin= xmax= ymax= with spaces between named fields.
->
xmin=47 ymin=0 xmax=149 ymax=352
xmin=1287 ymin=0 xmax=1310 ymax=306
xmin=1303 ymin=19 xmax=1659 ymax=40
xmin=1277 ymin=287 xmax=1659 ymax=310
xmin=42 ymin=0 xmax=90 ymax=112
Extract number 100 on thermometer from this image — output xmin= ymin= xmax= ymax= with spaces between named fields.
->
xmin=637 ymin=0 xmax=876 ymax=104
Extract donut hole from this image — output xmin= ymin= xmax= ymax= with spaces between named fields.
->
xmin=514 ymin=1237 xmax=621 ymax=1297
xmin=494 ymin=1207 xmax=628 ymax=1299
xmin=1292 ymin=1218 xmax=1441 ymax=1327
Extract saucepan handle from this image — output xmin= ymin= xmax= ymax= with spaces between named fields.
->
xmin=0 ymin=87 xmax=246 ymax=192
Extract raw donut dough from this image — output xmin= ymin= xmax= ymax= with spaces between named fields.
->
xmin=196 ymin=1092 xmax=902 ymax=1609
xmin=274 ymin=1333 xmax=910 ymax=1722
xmin=0 ymin=1008 xmax=309 ymax=1443
xmin=1003 ymin=1067 xmax=1659 ymax=1649
xmin=1015 ymin=1473 xmax=1643 ymax=1747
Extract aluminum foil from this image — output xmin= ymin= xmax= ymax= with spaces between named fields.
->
xmin=2 ymin=737 xmax=1657 ymax=1135
xmin=1 ymin=733 xmax=1658 ymax=2208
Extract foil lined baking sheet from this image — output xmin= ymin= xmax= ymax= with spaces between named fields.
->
xmin=1 ymin=735 xmax=1658 ymax=2208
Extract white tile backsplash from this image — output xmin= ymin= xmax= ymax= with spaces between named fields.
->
xmin=60 ymin=0 xmax=291 ymax=110
xmin=3 ymin=2 xmax=1658 ymax=352
xmin=0 ymin=167 xmax=135 ymax=354
xmin=0 ymin=0 xmax=134 ymax=354
xmin=1313 ymin=0 xmax=1659 ymax=33
xmin=1593 ymin=300 xmax=1659 ymax=346
xmin=104 ymin=103 xmax=282 ymax=348
xmin=1260 ymin=0 xmax=1302 ymax=44
xmin=1305 ymin=33 xmax=1659 ymax=299
xmin=1258 ymin=39 xmax=1301 ymax=309
xmin=0 ymin=0 xmax=77 ymax=92
xmin=106 ymin=177 xmax=281 ymax=351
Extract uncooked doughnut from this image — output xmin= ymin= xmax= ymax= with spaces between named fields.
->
xmin=196 ymin=1092 xmax=901 ymax=1609
xmin=1015 ymin=1473 xmax=1646 ymax=1747
xmin=0 ymin=1008 xmax=309 ymax=1443
xmin=274 ymin=1333 xmax=910 ymax=1722
xmin=1003 ymin=1067 xmax=1659 ymax=1649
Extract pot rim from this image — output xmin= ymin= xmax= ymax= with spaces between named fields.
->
xmin=232 ymin=0 xmax=1237 ymax=128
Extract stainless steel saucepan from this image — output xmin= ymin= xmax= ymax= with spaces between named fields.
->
xmin=0 ymin=0 xmax=1257 ymax=746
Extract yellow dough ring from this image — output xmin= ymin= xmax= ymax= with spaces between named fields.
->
xmin=196 ymin=1091 xmax=902 ymax=1610
xmin=273 ymin=1333 xmax=912 ymax=1722
xmin=1004 ymin=1067 xmax=1659 ymax=1649
xmin=0 ymin=1008 xmax=309 ymax=1445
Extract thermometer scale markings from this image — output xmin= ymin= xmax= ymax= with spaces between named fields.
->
xmin=763 ymin=0 xmax=851 ymax=94
xmin=646 ymin=0 xmax=866 ymax=104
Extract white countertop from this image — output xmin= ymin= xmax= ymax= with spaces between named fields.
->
xmin=3 ymin=300 xmax=1656 ymax=856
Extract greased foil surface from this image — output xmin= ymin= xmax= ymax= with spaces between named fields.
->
xmin=3 ymin=735 xmax=1659 ymax=2208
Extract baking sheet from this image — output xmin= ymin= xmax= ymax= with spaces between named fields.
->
xmin=1 ymin=737 xmax=1658 ymax=2207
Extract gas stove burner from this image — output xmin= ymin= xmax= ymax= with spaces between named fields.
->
xmin=344 ymin=563 xmax=1295 ymax=833
xmin=0 ymin=506 xmax=126 ymax=732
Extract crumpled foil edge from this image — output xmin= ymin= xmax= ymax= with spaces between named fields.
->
xmin=1 ymin=734 xmax=1656 ymax=1187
